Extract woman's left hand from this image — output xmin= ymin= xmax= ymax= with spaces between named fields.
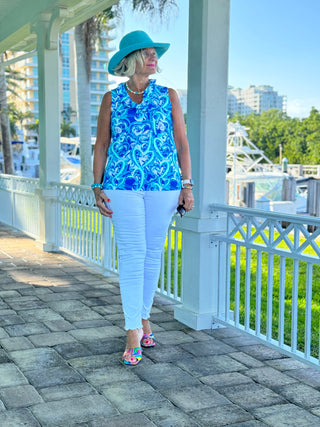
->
xmin=178 ymin=188 xmax=194 ymax=212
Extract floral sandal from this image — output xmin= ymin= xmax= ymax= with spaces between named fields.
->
xmin=141 ymin=332 xmax=155 ymax=348
xmin=122 ymin=347 xmax=142 ymax=365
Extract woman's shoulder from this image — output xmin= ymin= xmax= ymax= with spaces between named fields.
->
xmin=99 ymin=91 xmax=112 ymax=113
xmin=102 ymin=91 xmax=112 ymax=103
xmin=167 ymin=88 xmax=179 ymax=103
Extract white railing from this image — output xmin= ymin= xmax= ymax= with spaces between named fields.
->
xmin=0 ymin=175 xmax=40 ymax=238
xmin=244 ymin=164 xmax=320 ymax=178
xmin=53 ymin=182 xmax=118 ymax=275
xmin=53 ymin=182 xmax=182 ymax=299
xmin=5 ymin=174 xmax=320 ymax=365
xmin=288 ymin=164 xmax=320 ymax=178
xmin=3 ymin=175 xmax=320 ymax=365
xmin=0 ymin=176 xmax=181 ymax=298
xmin=160 ymin=223 xmax=183 ymax=302
xmin=210 ymin=203 xmax=320 ymax=366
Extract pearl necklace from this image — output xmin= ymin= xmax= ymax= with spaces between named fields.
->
xmin=125 ymin=83 xmax=145 ymax=95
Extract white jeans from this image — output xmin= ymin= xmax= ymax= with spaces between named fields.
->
xmin=105 ymin=190 xmax=180 ymax=330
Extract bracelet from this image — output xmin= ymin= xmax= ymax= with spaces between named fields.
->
xmin=182 ymin=185 xmax=193 ymax=190
xmin=91 ymin=183 xmax=103 ymax=190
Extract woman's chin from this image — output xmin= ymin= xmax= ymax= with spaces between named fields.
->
xmin=147 ymin=67 xmax=156 ymax=74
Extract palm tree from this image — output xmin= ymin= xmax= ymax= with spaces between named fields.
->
xmin=74 ymin=0 xmax=178 ymax=185
xmin=0 ymin=54 xmax=14 ymax=174
xmin=8 ymin=103 xmax=34 ymax=139
xmin=61 ymin=120 xmax=76 ymax=137
xmin=26 ymin=119 xmax=39 ymax=141
xmin=61 ymin=106 xmax=76 ymax=137
xmin=0 ymin=54 xmax=26 ymax=174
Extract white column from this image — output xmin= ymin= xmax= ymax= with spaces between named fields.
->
xmin=174 ymin=0 xmax=230 ymax=329
xmin=35 ymin=11 xmax=63 ymax=251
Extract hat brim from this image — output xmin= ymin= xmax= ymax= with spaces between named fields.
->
xmin=108 ymin=42 xmax=170 ymax=76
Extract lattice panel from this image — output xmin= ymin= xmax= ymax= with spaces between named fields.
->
xmin=55 ymin=183 xmax=96 ymax=208
xmin=0 ymin=175 xmax=14 ymax=191
xmin=14 ymin=177 xmax=39 ymax=194
xmin=226 ymin=212 xmax=320 ymax=261
xmin=0 ymin=175 xmax=39 ymax=194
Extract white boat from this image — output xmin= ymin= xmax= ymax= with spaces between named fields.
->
xmin=0 ymin=136 xmax=95 ymax=184
xmin=226 ymin=122 xmax=307 ymax=214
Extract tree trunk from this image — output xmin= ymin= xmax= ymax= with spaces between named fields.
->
xmin=74 ymin=25 xmax=92 ymax=185
xmin=0 ymin=54 xmax=14 ymax=175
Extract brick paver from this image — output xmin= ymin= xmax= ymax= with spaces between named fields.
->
xmin=0 ymin=223 xmax=320 ymax=426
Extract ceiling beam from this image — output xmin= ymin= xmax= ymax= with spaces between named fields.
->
xmin=0 ymin=0 xmax=119 ymax=53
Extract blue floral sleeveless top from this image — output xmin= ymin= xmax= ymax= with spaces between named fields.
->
xmin=102 ymin=79 xmax=181 ymax=191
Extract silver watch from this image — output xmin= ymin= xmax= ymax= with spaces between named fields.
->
xmin=181 ymin=179 xmax=194 ymax=186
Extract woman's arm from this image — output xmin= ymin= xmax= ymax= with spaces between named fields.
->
xmin=169 ymin=88 xmax=194 ymax=212
xmin=92 ymin=91 xmax=113 ymax=217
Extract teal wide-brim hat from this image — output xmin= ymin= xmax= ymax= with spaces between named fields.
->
xmin=108 ymin=30 xmax=170 ymax=75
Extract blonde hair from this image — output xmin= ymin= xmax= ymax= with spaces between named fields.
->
xmin=113 ymin=49 xmax=160 ymax=77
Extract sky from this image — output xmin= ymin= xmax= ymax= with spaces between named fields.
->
xmin=109 ymin=0 xmax=320 ymax=118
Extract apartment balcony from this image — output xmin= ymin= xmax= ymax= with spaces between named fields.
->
xmin=25 ymin=85 xmax=39 ymax=90
xmin=90 ymin=89 xmax=106 ymax=95
xmin=91 ymin=65 xmax=107 ymax=72
xmin=25 ymin=97 xmax=39 ymax=102
xmin=25 ymin=61 xmax=38 ymax=67
xmin=90 ymin=76 xmax=113 ymax=84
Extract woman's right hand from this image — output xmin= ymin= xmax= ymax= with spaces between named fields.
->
xmin=93 ymin=188 xmax=113 ymax=218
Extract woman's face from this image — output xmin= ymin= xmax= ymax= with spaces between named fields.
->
xmin=136 ymin=47 xmax=158 ymax=75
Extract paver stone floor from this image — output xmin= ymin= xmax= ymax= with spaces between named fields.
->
xmin=0 ymin=223 xmax=320 ymax=426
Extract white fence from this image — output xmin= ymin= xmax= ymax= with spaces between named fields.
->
xmin=210 ymin=203 xmax=320 ymax=366
xmin=3 ymin=175 xmax=320 ymax=366
xmin=0 ymin=176 xmax=181 ymax=300
xmin=53 ymin=182 xmax=182 ymax=299
xmin=0 ymin=175 xmax=40 ymax=238
xmin=288 ymin=164 xmax=320 ymax=178
xmin=54 ymin=182 xmax=116 ymax=274
xmin=246 ymin=164 xmax=320 ymax=178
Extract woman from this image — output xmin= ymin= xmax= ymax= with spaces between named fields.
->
xmin=92 ymin=30 xmax=194 ymax=365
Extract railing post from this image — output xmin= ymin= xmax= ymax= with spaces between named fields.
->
xmin=36 ymin=186 xmax=59 ymax=251
xmin=299 ymin=164 xmax=304 ymax=177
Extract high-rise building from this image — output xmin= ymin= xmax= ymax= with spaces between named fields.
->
xmin=10 ymin=25 xmax=115 ymax=139
xmin=228 ymin=85 xmax=287 ymax=117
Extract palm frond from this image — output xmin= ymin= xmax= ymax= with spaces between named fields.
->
xmin=78 ymin=0 xmax=178 ymax=79
xmin=130 ymin=0 xmax=178 ymax=20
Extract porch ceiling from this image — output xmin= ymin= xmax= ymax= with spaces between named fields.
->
xmin=0 ymin=0 xmax=119 ymax=53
